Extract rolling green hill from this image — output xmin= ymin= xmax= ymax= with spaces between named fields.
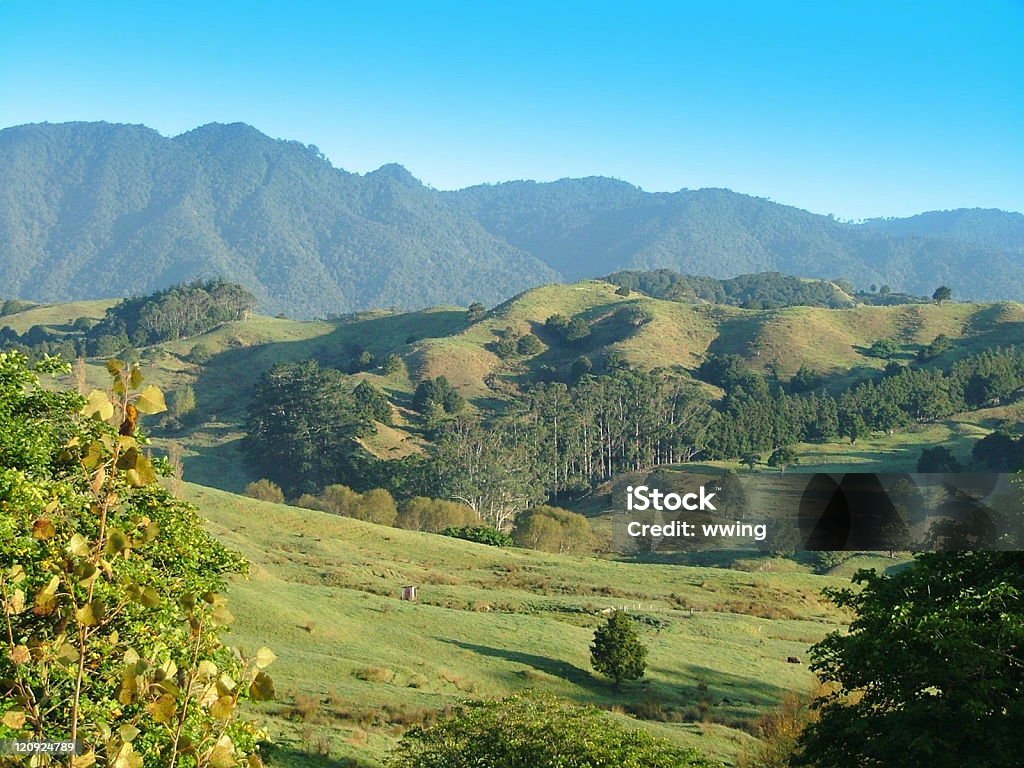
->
xmin=187 ymin=481 xmax=895 ymax=767
xmin=6 ymin=280 xmax=1024 ymax=491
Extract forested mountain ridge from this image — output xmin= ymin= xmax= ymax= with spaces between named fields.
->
xmin=1 ymin=121 xmax=1023 ymax=317
xmin=0 ymin=122 xmax=556 ymax=316
xmin=447 ymin=180 xmax=1024 ymax=297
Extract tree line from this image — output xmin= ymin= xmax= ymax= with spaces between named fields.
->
xmin=241 ymin=345 xmax=1024 ymax=532
xmin=0 ymin=279 xmax=257 ymax=360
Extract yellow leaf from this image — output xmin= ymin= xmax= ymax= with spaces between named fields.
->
xmin=72 ymin=751 xmax=97 ymax=768
xmin=32 ymin=518 xmax=56 ymax=540
xmin=90 ymin=466 xmax=107 ymax=495
xmin=6 ymin=588 xmax=26 ymax=614
xmin=147 ymin=693 xmax=177 ymax=724
xmin=105 ymin=529 xmax=129 ymax=556
xmin=140 ymin=586 xmax=161 ymax=608
xmin=209 ymin=735 xmax=236 ymax=768
xmin=76 ymin=599 xmax=105 ymax=627
xmin=83 ymin=441 xmax=105 ymax=470
xmin=211 ymin=604 xmax=234 ymax=626
xmin=210 ymin=695 xmax=235 ymax=721
xmin=33 ymin=575 xmax=60 ymax=616
xmin=111 ymin=743 xmax=142 ymax=768
xmin=215 ymin=673 xmax=236 ymax=697
xmin=11 ymin=644 xmax=31 ymax=664
xmin=106 ymin=359 xmax=125 ymax=376
xmin=67 ymin=533 xmax=91 ymax=557
xmin=126 ymin=457 xmax=157 ymax=488
xmin=129 ymin=366 xmax=143 ymax=388
xmin=2 ymin=709 xmax=26 ymax=729
xmin=83 ymin=390 xmax=115 ymax=421
xmin=57 ymin=642 xmax=79 ymax=665
xmin=133 ymin=385 xmax=167 ymax=415
xmin=249 ymin=671 xmax=276 ymax=702
xmin=254 ymin=646 xmax=277 ymax=669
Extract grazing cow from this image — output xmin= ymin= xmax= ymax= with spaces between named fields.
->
xmin=787 ymin=656 xmax=802 ymax=664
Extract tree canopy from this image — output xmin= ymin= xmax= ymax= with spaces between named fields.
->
xmin=591 ymin=611 xmax=648 ymax=689
xmin=795 ymin=553 xmax=1024 ymax=768
xmin=243 ymin=360 xmax=374 ymax=497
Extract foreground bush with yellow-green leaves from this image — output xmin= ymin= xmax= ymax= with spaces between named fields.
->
xmin=0 ymin=353 xmax=275 ymax=767
xmin=389 ymin=691 xmax=722 ymax=768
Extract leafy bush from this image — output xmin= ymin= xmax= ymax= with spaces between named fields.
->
xmin=515 ymin=333 xmax=544 ymax=356
xmin=865 ymin=338 xmax=900 ymax=359
xmin=245 ymin=478 xmax=286 ymax=503
xmin=398 ymin=497 xmax=478 ymax=533
xmin=513 ymin=505 xmax=595 ymax=554
xmin=795 ymin=553 xmax=1024 ymax=768
xmin=411 ymin=376 xmax=464 ymax=417
xmin=353 ymin=380 xmax=393 ymax=424
xmin=0 ymin=352 xmax=274 ymax=766
xmin=351 ymin=488 xmax=399 ymax=526
xmin=389 ymin=691 xmax=719 ymax=768
xmin=168 ymin=384 xmax=197 ymax=419
xmin=440 ymin=526 xmax=514 ymax=547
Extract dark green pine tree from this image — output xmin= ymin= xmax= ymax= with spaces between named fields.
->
xmin=590 ymin=611 xmax=648 ymax=690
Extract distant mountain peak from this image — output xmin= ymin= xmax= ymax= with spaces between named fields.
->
xmin=369 ymin=163 xmax=420 ymax=186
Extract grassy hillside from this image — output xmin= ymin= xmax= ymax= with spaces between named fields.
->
xmin=188 ymin=483 xmax=886 ymax=767
xmin=6 ymin=282 xmax=1024 ymax=490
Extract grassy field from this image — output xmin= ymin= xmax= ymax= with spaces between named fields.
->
xmin=184 ymin=483 xmax=904 ymax=768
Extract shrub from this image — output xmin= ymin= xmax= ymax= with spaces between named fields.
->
xmin=389 ymin=691 xmax=718 ymax=768
xmin=512 ymin=505 xmax=595 ymax=554
xmin=440 ymin=525 xmax=514 ymax=547
xmin=398 ymin=497 xmax=478 ymax=532
xmin=246 ymin=478 xmax=286 ymax=503
xmin=866 ymin=338 xmax=899 ymax=359
xmin=516 ymin=333 xmax=543 ymax=356
xmin=168 ymin=384 xmax=197 ymax=419
xmin=188 ymin=343 xmax=213 ymax=365
xmin=591 ymin=611 xmax=648 ymax=689
xmin=352 ymin=488 xmax=399 ymax=526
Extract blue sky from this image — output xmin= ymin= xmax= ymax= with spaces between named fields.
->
xmin=0 ymin=0 xmax=1021 ymax=219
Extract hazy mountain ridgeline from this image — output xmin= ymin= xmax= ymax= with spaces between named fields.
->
xmin=448 ymin=179 xmax=1024 ymax=296
xmin=1 ymin=121 xmax=1023 ymax=317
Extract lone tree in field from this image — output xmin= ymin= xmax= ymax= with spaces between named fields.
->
xmin=591 ymin=611 xmax=647 ymax=690
xmin=932 ymin=285 xmax=952 ymax=304
xmin=768 ymin=445 xmax=799 ymax=474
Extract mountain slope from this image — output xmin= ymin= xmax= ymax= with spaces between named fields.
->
xmin=447 ymin=180 xmax=1024 ymax=300
xmin=2 ymin=121 xmax=1023 ymax=316
xmin=0 ymin=122 xmax=556 ymax=316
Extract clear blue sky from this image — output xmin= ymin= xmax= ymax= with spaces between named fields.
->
xmin=1 ymin=0 xmax=1021 ymax=219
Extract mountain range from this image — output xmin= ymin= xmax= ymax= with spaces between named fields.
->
xmin=1 ymin=121 xmax=1022 ymax=317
